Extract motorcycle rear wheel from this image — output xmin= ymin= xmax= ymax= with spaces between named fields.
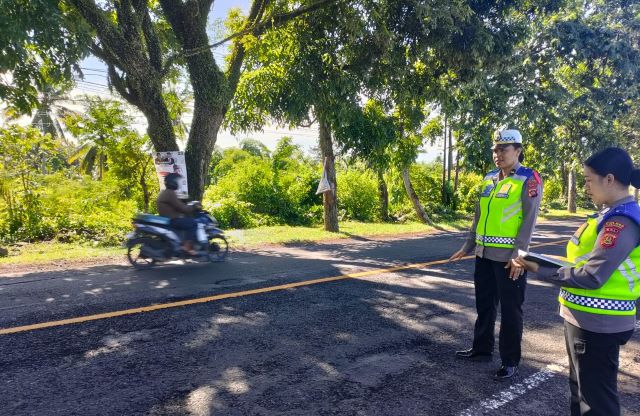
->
xmin=207 ymin=235 xmax=229 ymax=262
xmin=127 ymin=237 xmax=158 ymax=269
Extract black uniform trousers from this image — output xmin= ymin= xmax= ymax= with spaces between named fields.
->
xmin=471 ymin=256 xmax=527 ymax=366
xmin=564 ymin=321 xmax=634 ymax=416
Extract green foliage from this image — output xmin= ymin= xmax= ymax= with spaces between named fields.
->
xmin=0 ymin=0 xmax=90 ymax=113
xmin=0 ymin=125 xmax=60 ymax=241
xmin=204 ymin=143 xmax=322 ymax=227
xmin=201 ymin=196 xmax=257 ymax=229
xmin=455 ymin=172 xmax=483 ymax=214
xmin=37 ymin=174 xmax=136 ymax=245
xmin=541 ymin=177 xmax=564 ymax=209
xmin=0 ymin=172 xmax=136 ymax=245
xmin=66 ymin=99 xmax=156 ymax=211
xmin=240 ymin=138 xmax=270 ymax=158
xmin=0 ymin=113 xmax=150 ymax=244
xmin=337 ymin=167 xmax=378 ymax=222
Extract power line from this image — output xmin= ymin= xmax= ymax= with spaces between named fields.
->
xmin=75 ymin=79 xmax=110 ymax=88
xmin=79 ymin=66 xmax=109 ymax=73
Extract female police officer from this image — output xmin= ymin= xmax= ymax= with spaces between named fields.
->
xmin=449 ymin=129 xmax=543 ymax=381
xmin=515 ymin=147 xmax=640 ymax=416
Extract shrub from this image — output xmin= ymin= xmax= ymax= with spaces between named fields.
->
xmin=205 ymin=150 xmax=322 ymax=226
xmin=202 ymin=195 xmax=257 ymax=229
xmin=40 ymin=174 xmax=137 ymax=245
xmin=337 ymin=167 xmax=378 ymax=221
xmin=542 ymin=177 xmax=563 ymax=209
xmin=455 ymin=172 xmax=483 ymax=213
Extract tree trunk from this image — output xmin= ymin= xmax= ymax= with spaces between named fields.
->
xmin=140 ymin=162 xmax=150 ymax=212
xmin=560 ymin=161 xmax=567 ymax=200
xmin=402 ymin=167 xmax=434 ymax=225
xmin=568 ymin=167 xmax=577 ymax=213
xmin=377 ymin=169 xmax=389 ymax=222
xmin=319 ymin=114 xmax=339 ymax=232
xmin=137 ymin=81 xmax=179 ymax=153
xmin=454 ymin=150 xmax=461 ymax=194
xmin=447 ymin=125 xmax=453 ymax=183
xmin=185 ymin=109 xmax=224 ymax=201
xmin=442 ymin=116 xmax=447 ymax=204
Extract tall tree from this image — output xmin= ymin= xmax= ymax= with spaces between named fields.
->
xmin=227 ymin=0 xmax=395 ymax=231
xmin=228 ymin=0 xmax=548 ymax=229
xmin=1 ymin=0 xmax=335 ymax=200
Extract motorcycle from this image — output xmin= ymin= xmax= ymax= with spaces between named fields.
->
xmin=125 ymin=202 xmax=228 ymax=269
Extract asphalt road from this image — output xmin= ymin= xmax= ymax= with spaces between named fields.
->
xmin=1 ymin=219 xmax=638 ymax=416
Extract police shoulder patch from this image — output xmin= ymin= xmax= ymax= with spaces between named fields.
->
xmin=527 ymin=177 xmax=539 ymax=198
xmin=600 ymin=231 xmax=619 ymax=249
xmin=603 ymin=221 xmax=625 ymax=234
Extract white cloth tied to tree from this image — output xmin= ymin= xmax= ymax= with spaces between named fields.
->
xmin=316 ymin=158 xmax=332 ymax=195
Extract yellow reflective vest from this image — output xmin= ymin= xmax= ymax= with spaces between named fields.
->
xmin=475 ymin=167 xmax=537 ymax=249
xmin=560 ymin=202 xmax=640 ymax=316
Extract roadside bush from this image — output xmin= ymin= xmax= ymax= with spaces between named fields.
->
xmin=39 ymin=173 xmax=137 ymax=245
xmin=205 ymin=147 xmax=322 ymax=227
xmin=0 ymin=173 xmax=136 ymax=245
xmin=455 ymin=172 xmax=483 ymax=213
xmin=542 ymin=177 xmax=563 ymax=209
xmin=337 ymin=167 xmax=378 ymax=221
xmin=202 ymin=195 xmax=257 ymax=229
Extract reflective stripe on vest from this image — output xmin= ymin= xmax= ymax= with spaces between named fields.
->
xmin=560 ymin=201 xmax=640 ymax=316
xmin=475 ymin=167 xmax=534 ymax=249
xmin=559 ymin=288 xmax=636 ymax=312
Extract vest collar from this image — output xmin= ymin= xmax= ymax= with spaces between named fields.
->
xmin=494 ymin=162 xmax=522 ymax=181
xmin=599 ymin=196 xmax=637 ymax=216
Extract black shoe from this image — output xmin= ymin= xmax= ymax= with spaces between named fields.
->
xmin=455 ymin=348 xmax=492 ymax=361
xmin=494 ymin=365 xmax=518 ymax=381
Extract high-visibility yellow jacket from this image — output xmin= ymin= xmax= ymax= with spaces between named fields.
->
xmin=475 ymin=167 xmax=538 ymax=249
xmin=560 ymin=201 xmax=640 ymax=316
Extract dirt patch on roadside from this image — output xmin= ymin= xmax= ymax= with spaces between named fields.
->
xmin=0 ymin=255 xmax=129 ymax=278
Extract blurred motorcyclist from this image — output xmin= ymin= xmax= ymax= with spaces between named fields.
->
xmin=156 ymin=173 xmax=198 ymax=255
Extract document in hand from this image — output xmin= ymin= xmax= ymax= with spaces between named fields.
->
xmin=517 ymin=249 xmax=575 ymax=268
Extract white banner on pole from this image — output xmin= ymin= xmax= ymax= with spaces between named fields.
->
xmin=154 ymin=151 xmax=189 ymax=199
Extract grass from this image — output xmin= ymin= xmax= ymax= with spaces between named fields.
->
xmin=0 ymin=218 xmax=471 ymax=267
xmin=226 ymin=218 xmax=471 ymax=247
xmin=539 ymin=207 xmax=592 ymax=220
xmin=0 ymin=241 xmax=126 ymax=266
xmin=0 ymin=208 xmax=592 ymax=267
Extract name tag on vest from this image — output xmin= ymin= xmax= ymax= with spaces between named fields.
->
xmin=495 ymin=183 xmax=512 ymax=198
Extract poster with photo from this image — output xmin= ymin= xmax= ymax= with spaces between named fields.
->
xmin=154 ymin=151 xmax=189 ymax=199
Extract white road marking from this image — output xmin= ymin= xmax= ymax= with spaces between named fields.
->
xmin=458 ymin=364 xmax=565 ymax=416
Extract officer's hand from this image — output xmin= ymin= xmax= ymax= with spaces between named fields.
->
xmin=513 ymin=256 xmax=539 ymax=273
xmin=505 ymin=259 xmax=525 ymax=280
xmin=448 ymin=249 xmax=466 ymax=262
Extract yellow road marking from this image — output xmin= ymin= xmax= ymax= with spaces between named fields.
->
xmin=0 ymin=240 xmax=566 ymax=335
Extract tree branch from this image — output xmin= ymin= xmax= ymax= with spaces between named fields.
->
xmin=198 ymin=0 xmax=215 ymax=18
xmin=90 ymin=43 xmax=123 ymax=72
xmin=162 ymin=0 xmax=337 ymax=72
xmin=133 ymin=0 xmax=164 ymax=71
xmin=107 ymin=64 xmax=140 ymax=107
xmin=224 ymin=0 xmax=269 ymax=96
xmin=115 ymin=0 xmax=140 ymax=42
xmin=68 ymin=0 xmax=128 ymax=56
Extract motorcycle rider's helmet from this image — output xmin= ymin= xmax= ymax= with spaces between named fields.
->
xmin=164 ymin=173 xmax=181 ymax=190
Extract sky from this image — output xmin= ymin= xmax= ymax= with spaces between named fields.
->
xmin=71 ymin=1 xmax=441 ymax=161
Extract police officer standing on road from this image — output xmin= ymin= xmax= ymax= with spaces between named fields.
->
xmin=515 ymin=147 xmax=640 ymax=416
xmin=449 ymin=129 xmax=543 ymax=381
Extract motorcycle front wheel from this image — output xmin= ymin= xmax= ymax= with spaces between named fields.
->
xmin=127 ymin=237 xmax=157 ymax=269
xmin=207 ymin=235 xmax=229 ymax=262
